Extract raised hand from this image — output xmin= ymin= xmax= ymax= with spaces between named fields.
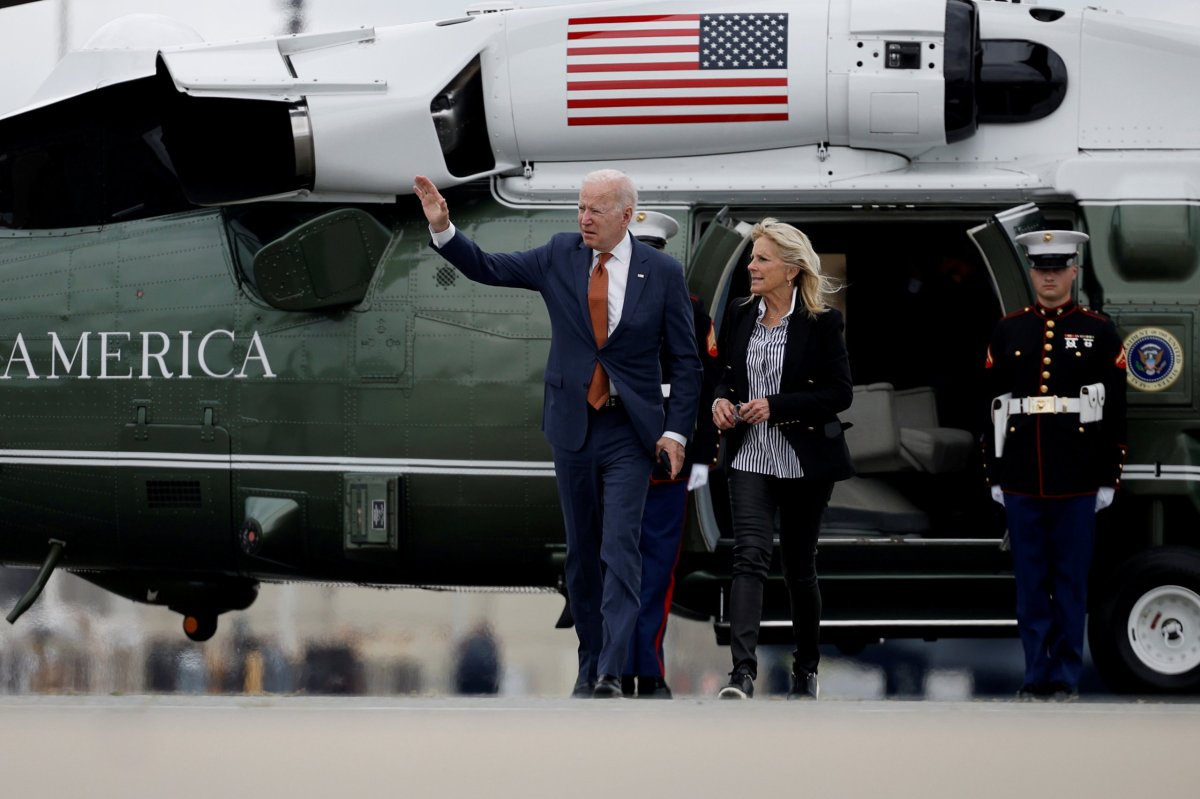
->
xmin=413 ymin=175 xmax=450 ymax=232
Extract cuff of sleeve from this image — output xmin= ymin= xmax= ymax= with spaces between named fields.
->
xmin=662 ymin=431 xmax=688 ymax=448
xmin=430 ymin=222 xmax=457 ymax=248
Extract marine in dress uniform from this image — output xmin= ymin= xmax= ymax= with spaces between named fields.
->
xmin=984 ymin=229 xmax=1128 ymax=699
xmin=621 ymin=212 xmax=721 ymax=698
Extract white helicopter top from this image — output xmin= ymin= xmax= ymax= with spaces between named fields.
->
xmin=2 ymin=0 xmax=1199 ymax=207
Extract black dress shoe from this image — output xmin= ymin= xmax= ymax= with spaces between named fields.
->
xmin=593 ymin=674 xmax=623 ymax=698
xmin=571 ymin=679 xmax=595 ymax=698
xmin=635 ymin=676 xmax=673 ymax=699
xmin=621 ymin=675 xmax=636 ymax=697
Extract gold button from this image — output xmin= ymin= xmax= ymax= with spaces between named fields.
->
xmin=1042 ymin=371 xmax=1051 ymax=379
xmin=1043 ymin=357 xmax=1051 ymax=365
xmin=1079 ymin=427 xmax=1085 ymax=433
xmin=1015 ymin=350 xmax=1022 ymax=357
xmin=1115 ymin=479 xmax=1121 ymax=486
xmin=1056 ymin=308 xmax=1063 ymax=315
xmin=1040 ymin=385 xmax=1049 ymax=394
xmin=1047 ymin=320 xmax=1056 ymax=329
xmin=806 ymin=426 xmax=814 ymax=431
xmin=1045 ymin=331 xmax=1054 ymax=339
xmin=1076 ymin=351 xmax=1082 ymax=358
xmin=1009 ymin=426 xmax=1016 ymax=433
xmin=1044 ymin=344 xmax=1052 ymax=352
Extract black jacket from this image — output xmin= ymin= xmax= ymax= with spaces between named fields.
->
xmin=714 ymin=299 xmax=855 ymax=482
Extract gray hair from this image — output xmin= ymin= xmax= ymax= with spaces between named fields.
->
xmin=582 ymin=169 xmax=638 ymax=211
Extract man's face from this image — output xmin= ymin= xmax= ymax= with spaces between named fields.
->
xmin=578 ymin=181 xmax=632 ymax=252
xmin=1030 ymin=264 xmax=1077 ymax=308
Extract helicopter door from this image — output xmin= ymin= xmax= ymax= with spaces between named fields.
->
xmin=117 ymin=405 xmax=232 ymax=569
xmin=686 ymin=211 xmax=755 ymax=323
xmin=966 ymin=202 xmax=1049 ymax=313
xmin=684 ymin=212 xmax=755 ymax=553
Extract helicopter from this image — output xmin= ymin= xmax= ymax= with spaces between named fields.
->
xmin=1 ymin=0 xmax=1199 ymax=694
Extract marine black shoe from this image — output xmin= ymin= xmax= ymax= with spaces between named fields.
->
xmin=1016 ymin=683 xmax=1045 ymax=701
xmin=717 ymin=666 xmax=754 ymax=699
xmin=1046 ymin=682 xmax=1079 ymax=702
xmin=636 ymin=676 xmax=673 ymax=699
xmin=786 ymin=670 xmax=819 ymax=700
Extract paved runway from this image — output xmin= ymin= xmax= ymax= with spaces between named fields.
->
xmin=0 ymin=695 xmax=1194 ymax=798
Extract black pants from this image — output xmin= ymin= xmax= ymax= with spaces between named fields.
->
xmin=727 ymin=469 xmax=833 ymax=678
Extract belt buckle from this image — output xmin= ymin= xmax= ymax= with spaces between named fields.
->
xmin=1029 ymin=396 xmax=1056 ymax=415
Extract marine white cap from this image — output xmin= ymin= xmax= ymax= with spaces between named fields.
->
xmin=629 ymin=210 xmax=680 ymax=249
xmin=1015 ymin=229 xmax=1089 ymax=268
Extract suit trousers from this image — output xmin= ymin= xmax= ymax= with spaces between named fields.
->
xmin=553 ymin=404 xmax=654 ymax=682
xmin=727 ymin=469 xmax=833 ymax=678
xmin=1003 ymin=494 xmax=1096 ymax=689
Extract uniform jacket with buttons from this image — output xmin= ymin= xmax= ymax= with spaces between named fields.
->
xmin=984 ymin=300 xmax=1127 ymax=497
xmin=714 ymin=299 xmax=854 ymax=482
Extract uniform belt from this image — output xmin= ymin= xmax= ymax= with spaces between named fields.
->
xmin=1008 ymin=396 xmax=1081 ymax=415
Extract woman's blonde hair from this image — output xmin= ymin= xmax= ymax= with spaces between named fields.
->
xmin=750 ymin=217 xmax=840 ymax=318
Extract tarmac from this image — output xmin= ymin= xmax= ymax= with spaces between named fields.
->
xmin=0 ymin=694 xmax=1195 ymax=799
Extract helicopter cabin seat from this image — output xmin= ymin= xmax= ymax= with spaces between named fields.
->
xmin=823 ymin=383 xmax=927 ymax=534
xmin=892 ymin=386 xmax=974 ymax=474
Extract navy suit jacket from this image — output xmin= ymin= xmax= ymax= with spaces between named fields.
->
xmin=436 ymin=230 xmax=702 ymax=454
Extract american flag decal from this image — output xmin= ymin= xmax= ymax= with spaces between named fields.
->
xmin=566 ymin=12 xmax=789 ymax=126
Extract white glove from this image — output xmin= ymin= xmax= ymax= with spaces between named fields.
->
xmin=687 ymin=464 xmax=710 ymax=491
xmin=990 ymin=485 xmax=1005 ymax=507
xmin=1095 ymin=487 xmax=1115 ymax=512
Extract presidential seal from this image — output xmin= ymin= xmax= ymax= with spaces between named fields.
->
xmin=1124 ymin=327 xmax=1184 ymax=392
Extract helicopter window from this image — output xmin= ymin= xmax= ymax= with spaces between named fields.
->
xmin=0 ymin=78 xmax=196 ymax=230
xmin=976 ymin=39 xmax=1067 ymax=123
xmin=1109 ymin=204 xmax=1199 ymax=282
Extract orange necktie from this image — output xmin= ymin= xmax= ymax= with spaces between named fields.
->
xmin=586 ymin=252 xmax=612 ymax=409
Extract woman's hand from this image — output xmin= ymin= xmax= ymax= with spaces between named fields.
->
xmin=712 ymin=398 xmax=739 ymax=431
xmin=738 ymin=398 xmax=770 ymax=425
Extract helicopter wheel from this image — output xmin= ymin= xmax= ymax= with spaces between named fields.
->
xmin=1089 ymin=547 xmax=1200 ymax=693
xmin=182 ymin=611 xmax=218 ymax=642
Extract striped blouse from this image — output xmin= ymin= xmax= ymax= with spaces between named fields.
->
xmin=731 ymin=290 xmax=805 ymax=478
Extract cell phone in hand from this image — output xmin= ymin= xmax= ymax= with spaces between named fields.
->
xmin=653 ymin=449 xmax=673 ymax=480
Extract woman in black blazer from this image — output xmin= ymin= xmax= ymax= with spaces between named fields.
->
xmin=711 ymin=219 xmax=854 ymax=700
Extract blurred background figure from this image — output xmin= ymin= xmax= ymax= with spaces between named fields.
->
xmin=454 ymin=621 xmax=501 ymax=695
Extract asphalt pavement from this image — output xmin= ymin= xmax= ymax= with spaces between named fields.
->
xmin=0 ymin=694 xmax=1194 ymax=798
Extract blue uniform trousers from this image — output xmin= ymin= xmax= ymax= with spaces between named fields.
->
xmin=623 ymin=479 xmax=688 ymax=679
xmin=1004 ymin=494 xmax=1096 ymax=689
xmin=553 ymin=405 xmax=653 ymax=683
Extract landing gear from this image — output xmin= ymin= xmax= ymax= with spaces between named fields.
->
xmin=1089 ymin=547 xmax=1200 ymax=693
xmin=182 ymin=611 xmax=218 ymax=642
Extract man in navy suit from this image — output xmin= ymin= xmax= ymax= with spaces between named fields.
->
xmin=413 ymin=170 xmax=701 ymax=698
